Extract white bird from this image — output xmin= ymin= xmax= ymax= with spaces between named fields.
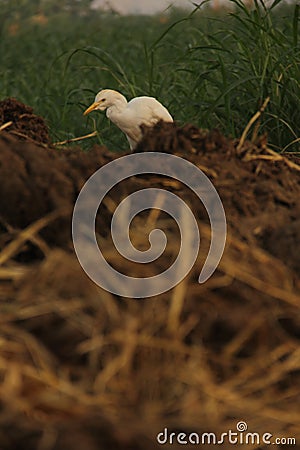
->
xmin=83 ymin=89 xmax=173 ymax=150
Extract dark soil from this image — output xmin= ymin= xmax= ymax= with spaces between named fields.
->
xmin=1 ymin=115 xmax=299 ymax=273
xmin=0 ymin=98 xmax=51 ymax=144
xmin=0 ymin=99 xmax=300 ymax=450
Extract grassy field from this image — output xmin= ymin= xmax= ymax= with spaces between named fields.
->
xmin=1 ymin=0 xmax=299 ymax=151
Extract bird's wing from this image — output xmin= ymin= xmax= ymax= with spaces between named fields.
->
xmin=128 ymin=97 xmax=173 ymax=125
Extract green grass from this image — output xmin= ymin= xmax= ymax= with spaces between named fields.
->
xmin=0 ymin=0 xmax=299 ymax=151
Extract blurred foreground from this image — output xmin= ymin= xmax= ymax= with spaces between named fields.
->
xmin=0 ymin=98 xmax=299 ymax=449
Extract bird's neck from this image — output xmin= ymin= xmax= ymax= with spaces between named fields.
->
xmin=106 ymin=94 xmax=127 ymax=119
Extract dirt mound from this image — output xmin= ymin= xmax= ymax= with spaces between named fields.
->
xmin=137 ymin=121 xmax=300 ymax=274
xmin=0 ymin=133 xmax=117 ymax=247
xmin=0 ymin=108 xmax=300 ymax=449
xmin=1 ymin=121 xmax=299 ymax=272
xmin=0 ymin=97 xmax=51 ymax=144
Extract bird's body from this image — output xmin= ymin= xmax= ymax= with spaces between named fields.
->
xmin=84 ymin=89 xmax=173 ymax=150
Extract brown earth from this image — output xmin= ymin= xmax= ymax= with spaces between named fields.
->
xmin=0 ymin=98 xmax=300 ymax=450
xmin=0 ymin=98 xmax=51 ymax=144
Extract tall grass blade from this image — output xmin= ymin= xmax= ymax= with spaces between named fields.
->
xmin=293 ymin=4 xmax=299 ymax=48
xmin=269 ymin=0 xmax=284 ymax=10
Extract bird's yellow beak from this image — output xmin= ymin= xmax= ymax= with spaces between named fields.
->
xmin=83 ymin=101 xmax=100 ymax=116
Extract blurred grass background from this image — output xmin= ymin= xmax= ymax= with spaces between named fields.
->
xmin=0 ymin=0 xmax=299 ymax=151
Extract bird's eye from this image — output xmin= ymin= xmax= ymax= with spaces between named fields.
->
xmin=101 ymin=98 xmax=106 ymax=102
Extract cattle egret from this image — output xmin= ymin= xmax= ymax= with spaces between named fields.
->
xmin=83 ymin=89 xmax=173 ymax=150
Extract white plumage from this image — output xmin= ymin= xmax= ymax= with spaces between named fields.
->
xmin=84 ymin=89 xmax=173 ymax=150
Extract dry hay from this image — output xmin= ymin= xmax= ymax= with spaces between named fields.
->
xmin=0 ymin=99 xmax=300 ymax=449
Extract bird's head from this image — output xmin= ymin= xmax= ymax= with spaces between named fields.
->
xmin=83 ymin=89 xmax=127 ymax=115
